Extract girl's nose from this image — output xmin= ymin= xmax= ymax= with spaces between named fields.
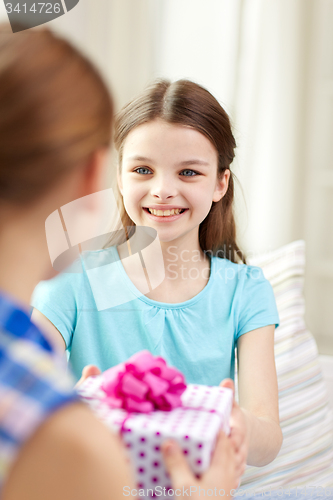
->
xmin=150 ymin=176 xmax=177 ymax=200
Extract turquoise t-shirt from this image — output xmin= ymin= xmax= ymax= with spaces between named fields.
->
xmin=31 ymin=246 xmax=279 ymax=384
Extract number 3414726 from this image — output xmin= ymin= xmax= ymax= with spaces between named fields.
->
xmin=5 ymin=3 xmax=61 ymax=14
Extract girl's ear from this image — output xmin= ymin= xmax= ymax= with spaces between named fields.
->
xmin=212 ymin=169 xmax=230 ymax=202
xmin=117 ymin=165 xmax=123 ymax=195
xmin=79 ymin=147 xmax=109 ymax=199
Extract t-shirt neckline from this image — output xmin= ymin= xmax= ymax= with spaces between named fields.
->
xmin=112 ymin=245 xmax=216 ymax=310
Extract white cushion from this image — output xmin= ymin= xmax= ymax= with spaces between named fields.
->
xmin=319 ymin=356 xmax=333 ymax=410
xmin=238 ymin=240 xmax=333 ymax=491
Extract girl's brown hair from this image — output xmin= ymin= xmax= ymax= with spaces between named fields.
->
xmin=114 ymin=79 xmax=245 ymax=264
xmin=0 ymin=23 xmax=113 ymax=205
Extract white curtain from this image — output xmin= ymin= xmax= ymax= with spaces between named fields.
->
xmin=68 ymin=0 xmax=158 ymax=112
xmin=232 ymin=0 xmax=311 ymax=255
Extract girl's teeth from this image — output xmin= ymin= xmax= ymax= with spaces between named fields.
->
xmin=148 ymin=208 xmax=183 ymax=216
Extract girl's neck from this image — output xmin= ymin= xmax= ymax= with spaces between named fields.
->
xmin=118 ymin=225 xmax=208 ymax=278
xmin=159 ymin=238 xmax=208 ymax=282
xmin=0 ymin=207 xmax=53 ymax=310
xmin=117 ymin=226 xmax=211 ymax=302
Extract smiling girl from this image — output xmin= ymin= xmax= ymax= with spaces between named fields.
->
xmin=31 ymin=80 xmax=282 ymax=476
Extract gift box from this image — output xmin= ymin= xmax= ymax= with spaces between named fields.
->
xmin=77 ymin=351 xmax=233 ymax=497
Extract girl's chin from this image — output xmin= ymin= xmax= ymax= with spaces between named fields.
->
xmin=153 ymin=230 xmax=189 ymax=245
xmin=127 ymin=219 xmax=179 ymax=242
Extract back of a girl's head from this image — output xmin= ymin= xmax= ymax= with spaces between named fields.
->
xmin=115 ymin=79 xmax=245 ymax=263
xmin=0 ymin=23 xmax=113 ymax=205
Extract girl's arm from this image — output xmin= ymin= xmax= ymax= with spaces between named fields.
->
xmin=237 ymin=325 xmax=283 ymax=466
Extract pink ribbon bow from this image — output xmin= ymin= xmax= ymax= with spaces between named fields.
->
xmin=100 ymin=350 xmax=187 ymax=413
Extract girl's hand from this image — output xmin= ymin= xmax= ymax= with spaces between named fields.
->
xmin=219 ymin=379 xmax=248 ymax=481
xmin=75 ymin=365 xmax=101 ymax=388
xmin=162 ymin=430 xmax=239 ymax=497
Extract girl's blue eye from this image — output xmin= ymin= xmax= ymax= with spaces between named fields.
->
xmin=180 ymin=169 xmax=198 ymax=177
xmin=135 ymin=167 xmax=151 ymax=175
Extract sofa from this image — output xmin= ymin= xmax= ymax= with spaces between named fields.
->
xmin=320 ymin=356 xmax=333 ymax=409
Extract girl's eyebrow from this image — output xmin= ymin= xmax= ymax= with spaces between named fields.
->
xmin=176 ymin=159 xmax=210 ymax=167
xmin=126 ymin=155 xmax=153 ymax=163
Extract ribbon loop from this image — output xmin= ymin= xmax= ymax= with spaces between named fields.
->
xmin=101 ymin=350 xmax=186 ymax=413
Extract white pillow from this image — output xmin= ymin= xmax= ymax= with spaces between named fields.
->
xmin=238 ymin=240 xmax=333 ymax=491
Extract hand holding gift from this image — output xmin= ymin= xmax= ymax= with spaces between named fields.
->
xmin=77 ymin=351 xmax=237 ymax=498
xmin=162 ymin=430 xmax=239 ymax=497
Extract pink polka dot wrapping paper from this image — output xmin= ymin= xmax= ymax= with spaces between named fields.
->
xmin=77 ymin=378 xmax=233 ymax=495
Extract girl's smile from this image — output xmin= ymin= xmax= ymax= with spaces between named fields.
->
xmin=143 ymin=205 xmax=188 ymax=222
xmin=118 ymin=119 xmax=230 ymax=245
